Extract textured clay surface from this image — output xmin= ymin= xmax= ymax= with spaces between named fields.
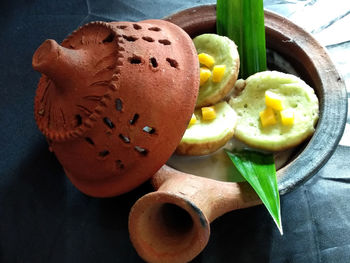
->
xmin=33 ymin=20 xmax=199 ymax=197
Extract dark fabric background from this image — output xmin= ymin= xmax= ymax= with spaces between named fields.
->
xmin=1 ymin=0 xmax=349 ymax=262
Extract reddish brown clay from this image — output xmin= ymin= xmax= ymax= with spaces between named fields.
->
xmin=32 ymin=20 xmax=199 ymax=197
xmin=129 ymin=166 xmax=260 ymax=263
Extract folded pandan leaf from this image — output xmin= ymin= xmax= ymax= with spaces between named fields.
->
xmin=226 ymin=150 xmax=283 ymax=234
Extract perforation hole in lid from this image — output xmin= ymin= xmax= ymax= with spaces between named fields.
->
xmin=116 ymin=160 xmax=125 ymax=169
xmin=129 ymin=113 xmax=139 ymax=125
xmin=102 ymin=33 xmax=115 ymax=43
xmin=134 ymin=146 xmax=148 ymax=156
xmin=158 ymin=39 xmax=171 ymax=45
xmin=115 ymin=98 xmax=123 ymax=111
xmin=133 ymin=24 xmax=142 ymax=30
xmin=99 ymin=150 xmax=110 ymax=157
xmin=142 ymin=36 xmax=154 ymax=42
xmin=148 ymin=27 xmax=161 ymax=32
xmin=75 ymin=114 xmax=82 ymax=127
xmin=117 ymin=25 xmax=128 ymax=29
xmin=143 ymin=126 xmax=156 ymax=134
xmin=128 ymin=55 xmax=143 ymax=64
xmin=103 ymin=117 xmax=115 ymax=128
xmin=85 ymin=137 xmax=95 ymax=145
xmin=150 ymin=57 xmax=158 ymax=68
xmin=123 ymin=35 xmax=138 ymax=42
xmin=119 ymin=134 xmax=130 ymax=143
xmin=166 ymin=58 xmax=179 ymax=69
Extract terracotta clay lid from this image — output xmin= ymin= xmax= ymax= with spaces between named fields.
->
xmin=32 ymin=20 xmax=199 ymax=197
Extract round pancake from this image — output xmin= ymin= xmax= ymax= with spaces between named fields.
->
xmin=193 ymin=34 xmax=240 ymax=107
xmin=176 ymin=101 xmax=237 ymax=155
xmin=229 ymin=71 xmax=319 ymax=151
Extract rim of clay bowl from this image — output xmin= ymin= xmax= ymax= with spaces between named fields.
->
xmin=165 ymin=5 xmax=348 ymax=195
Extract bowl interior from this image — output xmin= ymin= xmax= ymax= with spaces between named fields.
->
xmin=165 ymin=5 xmax=347 ymax=194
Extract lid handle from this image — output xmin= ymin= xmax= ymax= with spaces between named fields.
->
xmin=32 ymin=39 xmax=86 ymax=90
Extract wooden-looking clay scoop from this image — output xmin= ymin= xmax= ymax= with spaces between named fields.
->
xmin=32 ymin=20 xmax=199 ymax=197
xmin=129 ymin=165 xmax=261 ymax=263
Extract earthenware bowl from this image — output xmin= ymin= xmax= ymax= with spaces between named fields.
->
xmin=165 ymin=5 xmax=347 ymax=194
xmin=128 ymin=5 xmax=347 ymax=263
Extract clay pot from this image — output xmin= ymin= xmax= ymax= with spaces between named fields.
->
xmin=128 ymin=6 xmax=348 ymax=263
xmin=32 ymin=20 xmax=199 ymax=197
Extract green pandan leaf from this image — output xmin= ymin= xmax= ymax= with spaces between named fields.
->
xmin=216 ymin=0 xmax=267 ymax=79
xmin=226 ymin=150 xmax=283 ymax=234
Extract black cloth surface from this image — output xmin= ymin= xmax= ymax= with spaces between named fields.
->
xmin=1 ymin=0 xmax=350 ymax=262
